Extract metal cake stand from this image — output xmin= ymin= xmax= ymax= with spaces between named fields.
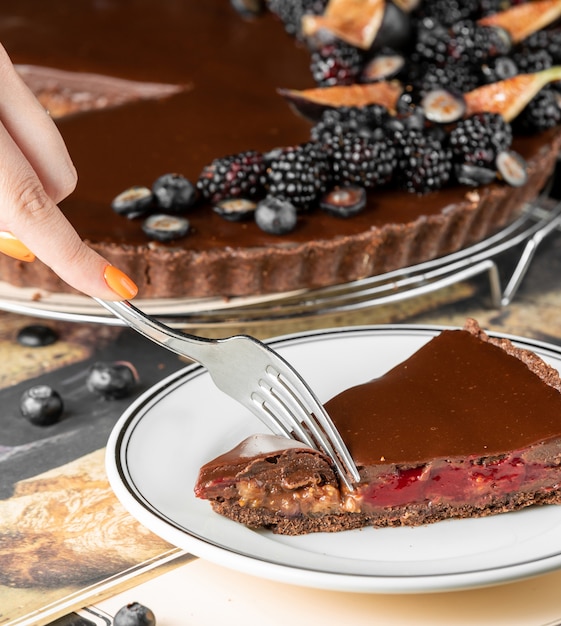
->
xmin=0 ymin=195 xmax=560 ymax=327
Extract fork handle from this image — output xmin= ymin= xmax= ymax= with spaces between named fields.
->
xmin=94 ymin=298 xmax=218 ymax=365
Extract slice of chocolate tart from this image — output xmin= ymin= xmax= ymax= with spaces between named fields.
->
xmin=195 ymin=319 xmax=561 ymax=535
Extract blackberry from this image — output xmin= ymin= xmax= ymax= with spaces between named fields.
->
xmin=389 ymin=108 xmax=426 ymax=134
xmin=407 ymin=59 xmax=479 ymax=95
xmin=478 ymin=0 xmax=510 ymax=18
xmin=511 ymin=47 xmax=553 ymax=74
xmin=331 ymin=133 xmax=396 ymax=189
xmin=524 ymin=28 xmax=561 ymax=65
xmin=310 ymin=40 xmax=364 ymax=87
xmin=412 ymin=0 xmax=480 ymax=27
xmin=310 ymin=105 xmax=390 ymax=149
xmin=267 ymin=0 xmax=327 ymax=37
xmin=448 ymin=112 xmax=512 ymax=167
xmin=392 ymin=128 xmax=452 ymax=194
xmin=448 ymin=21 xmax=511 ymax=64
xmin=515 ymin=88 xmax=561 ymax=133
xmin=413 ymin=18 xmax=450 ymax=65
xmin=263 ymin=143 xmax=330 ymax=209
xmin=197 ymin=150 xmax=265 ymax=203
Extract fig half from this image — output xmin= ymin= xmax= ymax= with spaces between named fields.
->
xmin=301 ymin=0 xmax=386 ymax=50
xmin=464 ymin=66 xmax=561 ymax=122
xmin=478 ymin=0 xmax=561 ymax=45
xmin=278 ymin=81 xmax=403 ymax=120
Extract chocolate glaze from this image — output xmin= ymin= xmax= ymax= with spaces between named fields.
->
xmin=0 ymin=1 xmax=560 ymax=297
xmin=325 ymin=328 xmax=561 ymax=466
xmin=0 ymin=0 xmax=312 ymax=217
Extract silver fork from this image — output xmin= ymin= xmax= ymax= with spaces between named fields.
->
xmin=94 ymin=298 xmax=360 ymax=489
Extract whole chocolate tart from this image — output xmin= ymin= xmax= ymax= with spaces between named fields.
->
xmin=1 ymin=1 xmax=561 ymax=298
xmin=195 ymin=319 xmax=561 ymax=535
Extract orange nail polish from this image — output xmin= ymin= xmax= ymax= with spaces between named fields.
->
xmin=104 ymin=265 xmax=138 ymax=300
xmin=0 ymin=232 xmax=35 ymax=262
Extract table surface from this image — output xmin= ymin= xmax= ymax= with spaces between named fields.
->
xmin=2 ymin=227 xmax=561 ymax=626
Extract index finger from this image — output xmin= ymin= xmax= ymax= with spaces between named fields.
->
xmin=0 ymin=121 xmax=137 ymax=300
xmin=0 ymin=43 xmax=77 ymax=203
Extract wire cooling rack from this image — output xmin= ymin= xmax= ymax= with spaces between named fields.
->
xmin=178 ymin=196 xmax=561 ymax=324
xmin=0 ymin=196 xmax=560 ymax=327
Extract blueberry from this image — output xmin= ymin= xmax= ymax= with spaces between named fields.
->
xmin=454 ymin=163 xmax=497 ymax=187
xmin=86 ymin=362 xmax=138 ymax=399
xmin=496 ymin=150 xmax=528 ymax=188
xmin=142 ymin=214 xmax=190 ymax=242
xmin=20 ymin=385 xmax=64 ymax=426
xmin=319 ymin=186 xmax=366 ymax=218
xmin=112 ymin=186 xmax=154 ymax=219
xmin=230 ymin=0 xmax=265 ymax=18
xmin=421 ymin=89 xmax=466 ymax=124
xmin=113 ymin=601 xmax=156 ymax=626
xmin=213 ymin=197 xmax=257 ymax=221
xmin=255 ymin=196 xmax=297 ymax=235
xmin=362 ymin=53 xmax=405 ymax=82
xmin=16 ymin=324 xmax=58 ymax=347
xmin=480 ymin=56 xmax=518 ymax=84
xmin=152 ymin=173 xmax=197 ymax=212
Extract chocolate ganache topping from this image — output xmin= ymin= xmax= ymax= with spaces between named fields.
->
xmin=0 ymin=1 xmax=311 ymax=245
xmin=325 ymin=328 xmax=561 ymax=466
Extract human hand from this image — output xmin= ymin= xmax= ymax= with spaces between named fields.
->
xmin=0 ymin=44 xmax=138 ymax=301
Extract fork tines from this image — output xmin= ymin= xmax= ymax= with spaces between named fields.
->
xmin=251 ymin=363 xmax=360 ymax=490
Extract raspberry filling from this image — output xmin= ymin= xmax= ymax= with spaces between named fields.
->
xmin=356 ymin=451 xmax=561 ymax=510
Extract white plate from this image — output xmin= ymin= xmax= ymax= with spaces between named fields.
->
xmin=106 ymin=325 xmax=561 ymax=594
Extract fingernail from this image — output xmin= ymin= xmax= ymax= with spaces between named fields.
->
xmin=0 ymin=232 xmax=35 ymax=262
xmin=104 ymin=265 xmax=138 ymax=300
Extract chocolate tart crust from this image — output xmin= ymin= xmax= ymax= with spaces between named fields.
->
xmin=209 ymin=489 xmax=561 ymax=535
